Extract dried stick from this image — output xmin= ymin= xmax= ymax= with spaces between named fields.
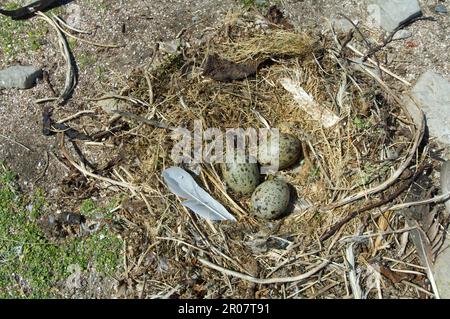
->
xmin=325 ymin=66 xmax=425 ymax=210
xmin=338 ymin=13 xmax=383 ymax=76
xmin=57 ymin=110 xmax=95 ymax=124
xmin=51 ymin=13 xmax=124 ymax=48
xmin=60 ymin=137 xmax=137 ymax=191
xmin=387 ymin=191 xmax=450 ymax=211
xmin=362 ymin=15 xmax=435 ymax=62
xmin=198 ymin=258 xmax=329 ymax=285
xmin=340 ymin=226 xmax=418 ymax=243
xmin=36 ymin=11 xmax=75 ymax=104
xmin=321 ymin=164 xmax=429 ymax=242
xmin=114 ymin=111 xmax=175 ymax=130
xmin=345 ymin=44 xmax=411 ymax=86
xmin=0 ymin=133 xmax=31 ymax=151
xmin=50 ymin=14 xmax=91 ymax=34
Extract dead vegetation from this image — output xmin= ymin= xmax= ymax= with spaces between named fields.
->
xmin=40 ymin=7 xmax=450 ymax=299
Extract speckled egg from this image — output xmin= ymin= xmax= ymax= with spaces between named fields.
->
xmin=251 ymin=179 xmax=290 ymax=219
xmin=258 ymin=133 xmax=302 ymax=170
xmin=221 ymin=156 xmax=261 ymax=196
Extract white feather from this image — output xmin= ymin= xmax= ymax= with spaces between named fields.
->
xmin=162 ymin=167 xmax=236 ymax=222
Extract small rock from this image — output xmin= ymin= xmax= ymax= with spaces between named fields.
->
xmin=410 ymin=70 xmax=450 ymax=145
xmin=352 ymin=59 xmax=382 ymax=78
xmin=158 ymin=39 xmax=181 ymax=54
xmin=96 ymin=95 xmax=125 ymax=114
xmin=368 ymin=0 xmax=422 ymax=32
xmin=332 ymin=18 xmax=359 ymax=33
xmin=440 ymin=161 xmax=450 ymax=216
xmin=435 ymin=4 xmax=448 ymax=14
xmin=433 ymin=232 xmax=450 ymax=298
xmin=255 ymin=0 xmax=269 ymax=6
xmin=393 ymin=29 xmax=412 ymax=40
xmin=0 ymin=65 xmax=42 ymax=89
xmin=255 ymin=18 xmax=269 ymax=29
xmin=65 ymin=3 xmax=83 ymax=29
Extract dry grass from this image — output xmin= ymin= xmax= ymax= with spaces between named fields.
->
xmin=60 ymin=10 xmax=445 ymax=299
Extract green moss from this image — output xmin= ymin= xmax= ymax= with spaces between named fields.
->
xmin=79 ymin=198 xmax=101 ymax=218
xmin=0 ymin=1 xmax=69 ymax=61
xmin=0 ymin=1 xmax=49 ymax=60
xmin=353 ymin=116 xmax=371 ymax=130
xmin=0 ymin=164 xmax=123 ymax=298
xmin=95 ymin=65 xmax=108 ymax=82
xmin=67 ymin=37 xmax=78 ymax=50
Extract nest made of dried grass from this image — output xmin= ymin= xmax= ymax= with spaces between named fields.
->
xmin=69 ymin=10 xmax=442 ymax=299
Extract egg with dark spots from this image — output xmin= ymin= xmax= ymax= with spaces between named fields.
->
xmin=258 ymin=133 xmax=302 ymax=170
xmin=251 ymin=179 xmax=290 ymax=219
xmin=221 ymin=156 xmax=261 ymax=196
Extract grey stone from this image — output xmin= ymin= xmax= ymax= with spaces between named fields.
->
xmin=411 ymin=70 xmax=450 ymax=145
xmin=96 ymin=95 xmax=125 ymax=114
xmin=255 ymin=0 xmax=269 ymax=6
xmin=65 ymin=3 xmax=83 ymax=29
xmin=158 ymin=39 xmax=181 ymax=54
xmin=332 ymin=18 xmax=359 ymax=33
xmin=433 ymin=232 xmax=450 ymax=298
xmin=368 ymin=0 xmax=422 ymax=32
xmin=440 ymin=161 xmax=450 ymax=217
xmin=0 ymin=65 xmax=42 ymax=89
xmin=435 ymin=4 xmax=448 ymax=14
xmin=393 ymin=29 xmax=412 ymax=40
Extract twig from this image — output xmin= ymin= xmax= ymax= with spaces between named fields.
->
xmin=321 ymin=164 xmax=429 ymax=242
xmin=91 ymin=94 xmax=150 ymax=108
xmin=57 ymin=110 xmax=95 ymax=124
xmin=36 ymin=11 xmax=75 ymax=104
xmin=198 ymin=258 xmax=329 ymax=285
xmin=362 ymin=15 xmax=435 ymax=62
xmin=339 ymin=226 xmax=418 ymax=243
xmin=33 ymin=151 xmax=50 ymax=184
xmin=403 ymin=281 xmax=435 ymax=297
xmin=325 ymin=66 xmax=425 ymax=210
xmin=0 ymin=133 xmax=31 ymax=151
xmin=387 ymin=191 xmax=450 ymax=211
xmin=51 ymin=13 xmax=124 ymax=48
xmin=115 ymin=111 xmax=175 ymax=130
xmin=345 ymin=44 xmax=411 ymax=86
xmin=338 ymin=13 xmax=383 ymax=77
xmin=50 ymin=14 xmax=91 ymax=34
xmin=60 ymin=137 xmax=137 ymax=191
xmin=35 ymin=97 xmax=59 ymax=104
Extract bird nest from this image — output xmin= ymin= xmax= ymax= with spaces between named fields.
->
xmin=68 ymin=9 xmax=446 ymax=298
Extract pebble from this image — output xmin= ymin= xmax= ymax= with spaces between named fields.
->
xmin=368 ymin=0 xmax=422 ymax=32
xmin=331 ymin=18 xmax=359 ymax=33
xmin=158 ymin=39 xmax=181 ymax=54
xmin=96 ymin=94 xmax=124 ymax=114
xmin=393 ymin=29 xmax=412 ymax=40
xmin=435 ymin=4 xmax=448 ymax=14
xmin=0 ymin=65 xmax=42 ymax=89
xmin=433 ymin=232 xmax=450 ymax=298
xmin=255 ymin=0 xmax=269 ymax=6
xmin=408 ymin=70 xmax=450 ymax=146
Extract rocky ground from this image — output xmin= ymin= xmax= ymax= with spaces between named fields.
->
xmin=0 ymin=0 xmax=449 ymax=298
